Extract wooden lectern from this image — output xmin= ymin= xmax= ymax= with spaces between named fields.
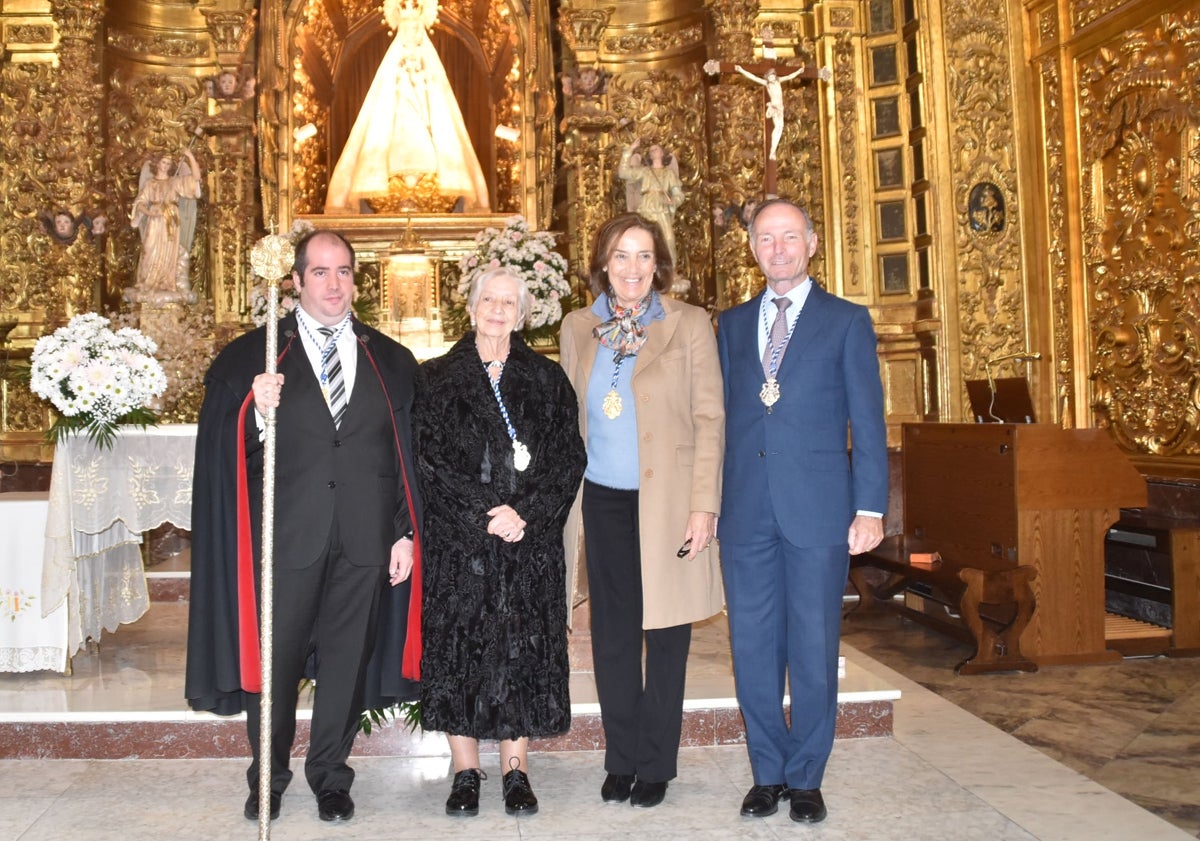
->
xmin=902 ymin=423 xmax=1147 ymax=666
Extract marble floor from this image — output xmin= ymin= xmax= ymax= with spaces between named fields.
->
xmin=842 ymin=610 xmax=1200 ymax=838
xmin=2 ymin=592 xmax=1196 ymax=840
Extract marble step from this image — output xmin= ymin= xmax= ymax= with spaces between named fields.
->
xmin=0 ymin=679 xmax=896 ymax=760
xmin=0 ymin=576 xmax=897 ymax=759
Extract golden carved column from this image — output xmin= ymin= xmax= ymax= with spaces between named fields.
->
xmin=812 ymin=1 xmax=864 ymax=299
xmin=705 ymin=0 xmax=763 ymax=308
xmin=557 ymin=5 xmax=617 ymax=292
xmin=200 ymin=7 xmax=259 ymax=326
xmin=106 ymin=0 xmax=230 ymax=422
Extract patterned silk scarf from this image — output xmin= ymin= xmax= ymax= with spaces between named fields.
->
xmin=593 ymin=290 xmax=656 ymax=358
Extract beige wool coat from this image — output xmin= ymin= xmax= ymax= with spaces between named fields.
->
xmin=559 ymin=295 xmax=726 ymax=630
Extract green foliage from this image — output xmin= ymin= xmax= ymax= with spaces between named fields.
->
xmin=299 ymin=679 xmax=423 ymax=736
xmin=45 ymin=407 xmax=159 ymax=450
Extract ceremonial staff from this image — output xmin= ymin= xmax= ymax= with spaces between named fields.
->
xmin=248 ymin=231 xmax=295 ymax=841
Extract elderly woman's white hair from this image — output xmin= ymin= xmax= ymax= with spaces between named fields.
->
xmin=466 ymin=266 xmax=535 ymax=331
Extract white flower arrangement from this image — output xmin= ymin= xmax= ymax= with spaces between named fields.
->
xmin=30 ymin=313 xmax=168 ymax=448
xmin=457 ymin=215 xmax=571 ymax=331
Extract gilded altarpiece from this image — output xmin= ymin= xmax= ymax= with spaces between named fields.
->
xmin=1028 ymin=0 xmax=1200 ymax=476
xmin=261 ymin=0 xmax=557 ymax=341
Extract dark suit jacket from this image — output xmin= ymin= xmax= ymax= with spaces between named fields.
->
xmin=244 ymin=322 xmax=415 ymax=570
xmin=717 ymin=282 xmax=888 ymax=548
xmin=185 ymin=315 xmax=422 ymax=714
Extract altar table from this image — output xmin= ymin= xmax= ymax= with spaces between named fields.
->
xmin=0 ymin=492 xmax=69 ymax=672
xmin=42 ymin=424 xmax=196 ymax=660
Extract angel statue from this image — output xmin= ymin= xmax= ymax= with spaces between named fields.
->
xmin=618 ymin=138 xmax=685 ymax=265
xmin=127 ymin=148 xmax=201 ymax=304
xmin=324 ymin=0 xmax=489 ymax=212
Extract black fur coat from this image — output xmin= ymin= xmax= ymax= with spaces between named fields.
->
xmin=414 ymin=332 xmax=586 ymax=739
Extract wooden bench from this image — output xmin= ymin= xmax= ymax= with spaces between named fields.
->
xmin=845 ymin=535 xmax=1039 ymax=675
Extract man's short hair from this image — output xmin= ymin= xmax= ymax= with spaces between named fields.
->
xmin=292 ymin=230 xmax=356 ymax=280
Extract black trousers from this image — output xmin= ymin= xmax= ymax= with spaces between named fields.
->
xmin=582 ymin=480 xmax=692 ymax=783
xmin=245 ymin=519 xmax=386 ymax=795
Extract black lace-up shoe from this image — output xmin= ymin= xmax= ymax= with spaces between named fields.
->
xmin=502 ymin=768 xmax=539 ymax=815
xmin=446 ymin=769 xmax=485 ymax=816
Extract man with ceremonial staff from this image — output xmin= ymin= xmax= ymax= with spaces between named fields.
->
xmin=186 ymin=229 xmax=423 ymax=824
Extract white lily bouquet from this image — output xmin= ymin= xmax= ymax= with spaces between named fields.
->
xmin=30 ymin=313 xmax=168 ymax=448
xmin=458 ymin=215 xmax=571 ymax=333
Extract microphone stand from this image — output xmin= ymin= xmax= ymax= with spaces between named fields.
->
xmin=984 ymin=351 xmax=1042 ymax=422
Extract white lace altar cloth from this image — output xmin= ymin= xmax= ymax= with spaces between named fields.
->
xmin=43 ymin=424 xmax=196 ymax=658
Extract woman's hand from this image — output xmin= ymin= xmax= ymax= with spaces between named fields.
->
xmin=252 ymin=372 xmax=285 ymax=415
xmin=682 ymin=511 xmax=717 ymax=560
xmin=487 ymin=504 xmax=527 ymax=543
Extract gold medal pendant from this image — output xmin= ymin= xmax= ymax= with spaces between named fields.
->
xmin=759 ymin=377 xmax=781 ymax=408
xmin=602 ymin=388 xmax=623 ymax=419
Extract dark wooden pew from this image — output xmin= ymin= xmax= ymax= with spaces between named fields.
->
xmin=846 ymin=534 xmax=1038 ymax=675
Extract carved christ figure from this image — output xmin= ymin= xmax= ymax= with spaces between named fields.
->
xmin=324 ymin=0 xmax=489 ymax=212
xmin=704 ymin=41 xmax=825 ymax=195
xmin=732 ymin=65 xmax=808 ymax=161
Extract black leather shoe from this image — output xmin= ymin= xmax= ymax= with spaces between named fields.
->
xmin=600 ymin=773 xmax=635 ymax=803
xmin=502 ymin=769 xmax=538 ymax=815
xmin=789 ymin=788 xmax=827 ymax=823
xmin=243 ymin=790 xmax=281 ymax=821
xmin=317 ymin=788 xmax=355 ymax=822
xmin=740 ymin=784 xmax=788 ymax=817
xmin=629 ymin=779 xmax=667 ymax=808
xmin=446 ymin=769 xmax=484 ymax=817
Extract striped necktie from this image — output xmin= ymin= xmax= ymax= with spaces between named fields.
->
xmin=317 ymin=326 xmax=347 ymax=428
xmin=762 ymin=297 xmax=792 ymax=377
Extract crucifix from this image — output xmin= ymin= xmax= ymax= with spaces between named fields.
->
xmin=704 ymin=26 xmax=830 ymax=197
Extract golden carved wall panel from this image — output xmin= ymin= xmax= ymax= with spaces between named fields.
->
xmin=944 ymin=0 xmax=1025 ymax=382
xmin=1071 ymin=0 xmax=1134 ymax=33
xmin=1080 ymin=9 xmax=1200 ymax=457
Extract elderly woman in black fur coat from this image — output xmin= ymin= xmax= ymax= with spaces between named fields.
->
xmin=414 ymin=267 xmax=586 ymax=818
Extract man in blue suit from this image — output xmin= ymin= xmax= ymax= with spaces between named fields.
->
xmin=717 ymin=198 xmax=888 ymax=824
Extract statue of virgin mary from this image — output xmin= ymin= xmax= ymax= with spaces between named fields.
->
xmin=324 ymin=0 xmax=490 ymax=212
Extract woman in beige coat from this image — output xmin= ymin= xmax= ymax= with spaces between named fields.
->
xmin=560 ymin=213 xmax=724 ymax=809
